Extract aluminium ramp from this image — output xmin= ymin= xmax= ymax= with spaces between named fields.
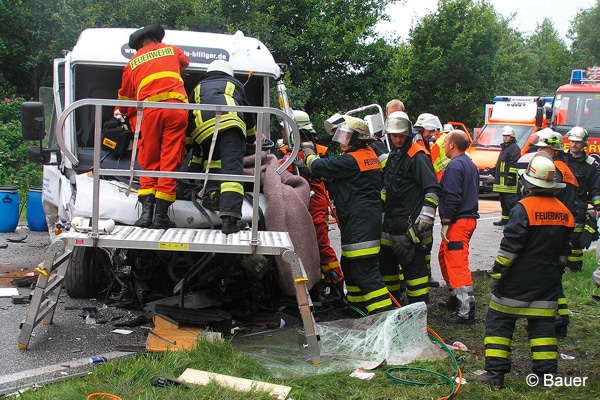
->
xmin=18 ymin=227 xmax=321 ymax=364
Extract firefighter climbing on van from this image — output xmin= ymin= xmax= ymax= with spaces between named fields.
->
xmin=277 ymin=110 xmax=344 ymax=304
xmin=379 ymin=111 xmax=441 ymax=305
xmin=469 ymin=152 xmax=573 ymax=388
xmin=116 ymin=24 xmax=189 ymax=229
xmin=188 ymin=59 xmax=256 ymax=234
xmin=565 ymin=126 xmax=600 ymax=271
xmin=533 ymin=128 xmax=578 ymax=337
xmin=492 ymin=126 xmax=521 ymax=226
xmin=303 ymin=116 xmax=394 ymax=315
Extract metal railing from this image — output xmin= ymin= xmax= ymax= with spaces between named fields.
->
xmin=54 ymin=99 xmax=301 ymax=245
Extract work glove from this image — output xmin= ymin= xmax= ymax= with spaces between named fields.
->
xmin=392 ymin=234 xmax=416 ymax=266
xmin=440 ymin=223 xmax=449 ymax=243
xmin=300 ymin=142 xmax=316 ymax=158
xmin=292 ymin=158 xmax=314 ymax=180
xmin=489 ymin=277 xmax=502 ymax=297
xmin=414 ymin=205 xmax=435 ymax=237
xmin=114 ymin=108 xmax=125 ymax=123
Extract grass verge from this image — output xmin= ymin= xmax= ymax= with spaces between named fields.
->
xmin=14 ymin=253 xmax=600 ymax=399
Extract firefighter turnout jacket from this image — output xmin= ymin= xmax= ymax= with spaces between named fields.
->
xmin=567 ymin=151 xmax=600 ymax=222
xmin=307 ymin=144 xmax=393 ymax=314
xmin=380 ymin=139 xmax=441 ymax=304
xmin=489 ymin=194 xmax=574 ymax=316
xmin=188 ymin=73 xmax=256 ymax=146
xmin=484 ymin=193 xmax=574 ymax=375
xmin=492 ymin=139 xmax=520 ymax=194
xmin=117 ymin=42 xmax=189 ymax=201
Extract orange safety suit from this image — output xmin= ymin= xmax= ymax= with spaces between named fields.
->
xmin=280 ymin=144 xmax=342 ymax=283
xmin=117 ymin=42 xmax=189 ymax=202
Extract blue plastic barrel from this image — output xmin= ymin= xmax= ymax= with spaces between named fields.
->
xmin=27 ymin=187 xmax=47 ymax=231
xmin=0 ymin=186 xmax=20 ymax=233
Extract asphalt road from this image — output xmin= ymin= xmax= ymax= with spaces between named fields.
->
xmin=0 ymin=198 xmax=503 ymax=393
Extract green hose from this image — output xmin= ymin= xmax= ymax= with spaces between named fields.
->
xmin=385 ymin=332 xmax=459 ymax=399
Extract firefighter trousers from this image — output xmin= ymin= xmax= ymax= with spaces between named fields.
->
xmin=438 ymin=218 xmax=476 ymax=289
xmin=308 ymin=180 xmax=342 ymax=282
xmin=483 ymin=308 xmax=558 ymax=374
xmin=380 ymin=240 xmax=429 ymax=304
xmin=499 ymin=193 xmax=518 ymax=221
xmin=343 ymin=252 xmax=393 ymax=315
xmin=201 ymin=128 xmax=246 ymax=219
xmin=137 ymin=107 xmax=187 ymax=202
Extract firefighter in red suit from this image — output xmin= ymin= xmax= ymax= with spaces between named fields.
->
xmin=469 ymin=153 xmax=574 ymax=388
xmin=116 ymin=24 xmax=189 ymax=229
xmin=277 ymin=110 xmax=344 ymax=301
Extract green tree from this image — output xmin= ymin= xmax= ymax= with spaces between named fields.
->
xmin=570 ymin=0 xmax=600 ymax=68
xmin=525 ymin=18 xmax=571 ymax=94
xmin=404 ymin=0 xmax=514 ymax=128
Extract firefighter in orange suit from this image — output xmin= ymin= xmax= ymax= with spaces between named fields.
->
xmin=116 ymin=24 xmax=189 ymax=229
xmin=278 ymin=110 xmax=344 ymax=300
xmin=533 ymin=129 xmax=578 ymax=337
xmin=469 ymin=153 xmax=573 ymax=388
xmin=438 ymin=130 xmax=480 ymax=324
xmin=303 ymin=116 xmax=394 ymax=315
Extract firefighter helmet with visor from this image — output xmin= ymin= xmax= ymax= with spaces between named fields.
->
xmin=385 ymin=111 xmax=411 ymax=136
xmin=332 ymin=116 xmax=370 ymax=147
xmin=534 ymin=128 xmax=564 ymax=151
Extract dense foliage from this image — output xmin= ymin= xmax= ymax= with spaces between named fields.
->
xmin=0 ymin=0 xmax=599 ymax=187
xmin=0 ymin=98 xmax=42 ymax=195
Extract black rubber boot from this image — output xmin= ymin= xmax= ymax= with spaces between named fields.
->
xmin=134 ymin=195 xmax=155 ymax=228
xmin=151 ymin=199 xmax=176 ymax=229
xmin=468 ymin=370 xmax=505 ymax=388
xmin=221 ymin=216 xmax=240 ymax=234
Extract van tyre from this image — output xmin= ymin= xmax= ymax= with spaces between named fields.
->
xmin=65 ymin=247 xmax=111 ymax=298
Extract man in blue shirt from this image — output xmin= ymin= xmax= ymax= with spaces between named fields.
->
xmin=439 ymin=130 xmax=480 ymax=324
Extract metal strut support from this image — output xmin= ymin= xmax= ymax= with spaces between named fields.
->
xmin=18 ymin=237 xmax=72 ymax=350
xmin=282 ymin=249 xmax=321 ymax=365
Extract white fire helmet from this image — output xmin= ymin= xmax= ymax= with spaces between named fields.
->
xmin=522 ymin=152 xmax=565 ymax=190
xmin=501 ymin=126 xmax=515 ymax=137
xmin=414 ymin=113 xmax=442 ymax=131
xmin=385 ymin=111 xmax=411 ymax=136
xmin=566 ymin=126 xmax=588 ymax=144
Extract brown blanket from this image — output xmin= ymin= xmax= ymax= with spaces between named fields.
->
xmin=244 ymin=153 xmax=321 ymax=296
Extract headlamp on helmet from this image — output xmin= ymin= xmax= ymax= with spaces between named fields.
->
xmin=534 ymin=128 xmax=564 ymax=151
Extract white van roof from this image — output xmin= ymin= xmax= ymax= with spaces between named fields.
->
xmin=69 ymin=28 xmax=281 ymax=78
